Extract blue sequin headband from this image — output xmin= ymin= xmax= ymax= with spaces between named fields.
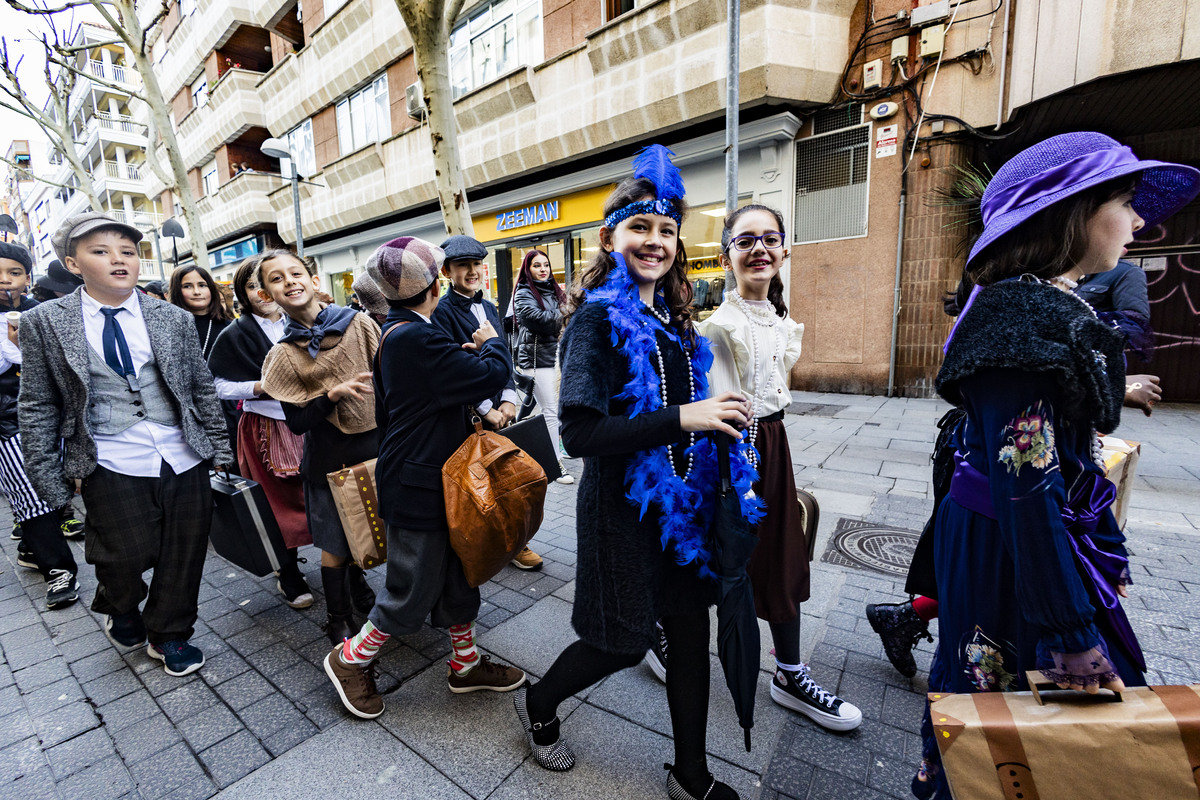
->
xmin=603 ymin=198 xmax=682 ymax=229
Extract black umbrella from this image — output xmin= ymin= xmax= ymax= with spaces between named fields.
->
xmin=712 ymin=432 xmax=761 ymax=752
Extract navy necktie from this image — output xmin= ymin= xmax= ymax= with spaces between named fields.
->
xmin=99 ymin=307 xmax=139 ymax=391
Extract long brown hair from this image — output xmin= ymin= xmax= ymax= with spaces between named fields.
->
xmin=568 ymin=177 xmax=694 ymax=335
xmin=720 ymin=204 xmax=789 ymax=318
xmin=169 ymin=264 xmax=229 ymax=321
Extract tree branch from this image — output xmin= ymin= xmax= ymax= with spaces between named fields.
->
xmin=0 ymin=155 xmax=75 ymax=190
xmin=4 ymin=0 xmax=95 ymax=15
xmin=46 ymin=49 xmax=147 ymax=101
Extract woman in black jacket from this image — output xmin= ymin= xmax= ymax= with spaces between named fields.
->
xmin=513 ymin=250 xmax=573 ymax=484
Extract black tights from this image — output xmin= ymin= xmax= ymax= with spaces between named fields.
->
xmin=526 ymin=610 xmax=712 ymax=784
xmin=769 ymin=618 xmax=801 ymax=666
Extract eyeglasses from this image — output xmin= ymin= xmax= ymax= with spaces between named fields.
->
xmin=726 ymin=233 xmax=785 ymax=252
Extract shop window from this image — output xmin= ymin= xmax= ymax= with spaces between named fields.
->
xmin=286 ymin=119 xmax=316 ymax=177
xmin=201 ymin=160 xmax=219 ymax=196
xmin=191 ymin=76 xmax=208 ymax=109
xmin=794 ymin=121 xmax=870 ymax=244
xmin=449 ymin=0 xmax=542 ymax=99
xmin=335 ymin=75 xmax=389 ymax=157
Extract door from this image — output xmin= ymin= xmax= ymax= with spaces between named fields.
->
xmin=1128 ymin=249 xmax=1200 ymax=402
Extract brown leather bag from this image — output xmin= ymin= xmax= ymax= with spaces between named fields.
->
xmin=443 ymin=419 xmax=548 ymax=587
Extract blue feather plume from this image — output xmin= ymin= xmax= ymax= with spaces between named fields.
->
xmin=632 ymin=145 xmax=685 ymax=202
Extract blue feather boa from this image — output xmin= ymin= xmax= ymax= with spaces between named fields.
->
xmin=585 ymin=257 xmax=765 ymax=578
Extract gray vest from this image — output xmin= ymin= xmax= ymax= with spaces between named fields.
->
xmin=87 ymin=355 xmax=180 ymax=436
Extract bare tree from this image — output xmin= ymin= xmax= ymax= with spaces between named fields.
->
xmin=394 ymin=0 xmax=473 ymax=236
xmin=7 ymin=0 xmax=209 ymax=261
xmin=0 ymin=36 xmax=104 ymax=212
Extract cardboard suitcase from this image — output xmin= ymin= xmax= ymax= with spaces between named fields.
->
xmin=931 ymin=678 xmax=1200 ymax=799
xmin=209 ymin=471 xmax=289 ymax=577
xmin=1100 ymin=436 xmax=1141 ymax=531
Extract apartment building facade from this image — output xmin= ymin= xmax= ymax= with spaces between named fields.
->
xmin=147 ymin=0 xmax=1200 ymax=397
xmin=22 ymin=23 xmax=165 ymax=280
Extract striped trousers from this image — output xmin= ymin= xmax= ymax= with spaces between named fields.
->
xmin=0 ymin=433 xmax=76 ymax=577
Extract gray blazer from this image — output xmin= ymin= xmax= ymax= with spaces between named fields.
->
xmin=17 ymin=287 xmax=232 ymax=508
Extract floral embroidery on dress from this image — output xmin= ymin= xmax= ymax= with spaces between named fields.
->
xmin=997 ymin=401 xmax=1056 ymax=476
xmin=963 ymin=627 xmax=1017 ymax=692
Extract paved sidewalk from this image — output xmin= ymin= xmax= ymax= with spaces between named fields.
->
xmin=1 ymin=392 xmax=1197 ymax=800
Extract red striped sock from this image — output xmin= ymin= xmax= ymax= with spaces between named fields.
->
xmin=341 ymin=621 xmax=390 ymax=665
xmin=448 ymin=622 xmax=479 ymax=673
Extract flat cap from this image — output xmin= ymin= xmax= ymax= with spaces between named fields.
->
xmin=51 ymin=212 xmax=143 ymax=264
xmin=366 ymin=237 xmax=444 ymax=301
xmin=439 ymin=235 xmax=488 ymax=262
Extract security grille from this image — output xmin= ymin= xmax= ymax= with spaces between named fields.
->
xmin=794 ymin=124 xmax=870 ymax=244
xmin=812 ymin=104 xmax=863 ymax=136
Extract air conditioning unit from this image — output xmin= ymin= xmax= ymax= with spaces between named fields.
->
xmin=405 ymin=82 xmax=426 ymax=121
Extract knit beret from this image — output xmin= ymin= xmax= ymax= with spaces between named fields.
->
xmin=350 ymin=271 xmax=389 ymax=316
xmin=0 ymin=241 xmax=33 ymax=273
xmin=366 ymin=237 xmax=444 ymax=301
xmin=439 ymin=234 xmax=488 ymax=262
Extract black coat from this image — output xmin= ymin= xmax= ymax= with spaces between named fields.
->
xmin=0 ymin=295 xmax=37 ymax=439
xmin=559 ymin=302 xmax=715 ymax=656
xmin=431 ymin=289 xmax=516 ymax=408
xmin=512 ymin=282 xmax=562 ymax=370
xmin=374 ymin=308 xmax=512 ymax=531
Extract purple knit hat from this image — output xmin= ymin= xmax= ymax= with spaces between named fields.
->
xmin=366 ymin=236 xmax=444 ymax=301
xmin=967 ymin=132 xmax=1200 ymax=266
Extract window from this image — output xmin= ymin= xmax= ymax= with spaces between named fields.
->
xmin=201 ymin=160 xmax=219 ymax=196
xmin=335 ymin=75 xmax=388 ymax=156
xmin=605 ymin=0 xmax=639 ymax=21
xmin=286 ymin=119 xmax=316 ymax=177
xmin=191 ymin=76 xmax=208 ymax=109
xmin=449 ymin=0 xmax=541 ymax=98
xmin=179 ymin=0 xmax=195 ymax=15
xmin=793 ymin=112 xmax=870 ymax=244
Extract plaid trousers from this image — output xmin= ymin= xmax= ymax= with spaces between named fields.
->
xmin=81 ymin=460 xmax=212 ymax=643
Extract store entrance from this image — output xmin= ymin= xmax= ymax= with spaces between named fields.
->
xmin=487 ymin=235 xmax=578 ymax=319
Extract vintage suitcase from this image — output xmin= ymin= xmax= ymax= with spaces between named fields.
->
xmin=1101 ymin=436 xmax=1141 ymax=530
xmin=931 ymin=678 xmax=1200 ymax=799
xmin=209 ymin=471 xmax=289 ymax=577
xmin=796 ymin=488 xmax=820 ymax=562
xmin=497 ymin=414 xmax=563 ymax=481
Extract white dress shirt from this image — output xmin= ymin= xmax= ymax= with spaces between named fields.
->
xmin=0 ymin=337 xmax=21 ymax=372
xmin=453 ymin=288 xmax=518 ymax=416
xmin=80 ymin=290 xmax=202 ymax=477
xmin=212 ymin=313 xmax=288 ymax=421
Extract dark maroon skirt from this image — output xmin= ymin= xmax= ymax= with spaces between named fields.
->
xmin=746 ymin=418 xmax=811 ymax=622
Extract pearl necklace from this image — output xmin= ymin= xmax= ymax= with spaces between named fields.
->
xmin=726 ymin=289 xmax=784 ymax=464
xmin=647 ymin=304 xmax=695 ymax=480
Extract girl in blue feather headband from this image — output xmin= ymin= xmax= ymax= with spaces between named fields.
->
xmin=512 ymin=146 xmax=755 ymax=800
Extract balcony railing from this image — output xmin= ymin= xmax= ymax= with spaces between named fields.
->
xmin=103 ymin=160 xmax=142 ymax=181
xmin=95 ymin=112 xmax=145 ymax=134
xmin=139 ymin=258 xmax=163 ymax=279
xmin=115 ymin=209 xmax=162 ymax=229
xmin=88 ymin=59 xmax=137 ymax=87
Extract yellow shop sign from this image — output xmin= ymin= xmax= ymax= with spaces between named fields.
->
xmin=474 ymin=184 xmax=615 ymax=244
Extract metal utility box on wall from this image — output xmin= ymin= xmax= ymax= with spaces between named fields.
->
xmin=910 ymin=0 xmax=949 ymax=27
xmin=920 ymin=24 xmax=945 ymax=57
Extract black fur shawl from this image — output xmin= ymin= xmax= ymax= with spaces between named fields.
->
xmin=936 ymin=277 xmax=1126 ymax=434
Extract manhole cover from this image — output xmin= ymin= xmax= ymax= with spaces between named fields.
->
xmin=820 ymin=519 xmax=920 ymax=577
xmin=786 ymin=402 xmax=848 ymax=417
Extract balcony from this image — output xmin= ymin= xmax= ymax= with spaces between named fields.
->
xmin=198 ymin=170 xmax=287 ymax=243
xmin=114 ymin=209 xmax=163 ymax=230
xmin=157 ymin=0 xmax=259 ymax=100
xmin=78 ymin=112 xmax=149 ymax=157
xmin=87 ymin=59 xmax=140 ymax=89
xmin=138 ymin=258 xmax=165 ymax=280
xmin=178 ymin=69 xmax=267 ymax=170
xmin=93 ymin=160 xmax=146 ymax=196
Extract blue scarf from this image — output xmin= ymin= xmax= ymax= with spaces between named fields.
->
xmin=281 ymin=304 xmax=359 ymax=359
xmin=586 ymin=257 xmax=764 ymax=577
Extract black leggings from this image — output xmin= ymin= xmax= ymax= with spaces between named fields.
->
xmin=527 ymin=610 xmax=712 ymax=781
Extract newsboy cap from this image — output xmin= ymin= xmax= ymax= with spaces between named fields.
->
xmin=51 ymin=212 xmax=143 ymax=264
xmin=366 ymin=237 xmax=444 ymax=301
xmin=439 ymin=235 xmax=488 ymax=262
xmin=0 ymin=241 xmax=33 ymax=273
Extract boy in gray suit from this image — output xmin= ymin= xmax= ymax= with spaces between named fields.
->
xmin=19 ymin=213 xmax=232 ymax=677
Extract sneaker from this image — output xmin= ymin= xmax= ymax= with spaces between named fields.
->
xmin=147 ymin=640 xmax=205 ymax=677
xmin=45 ymin=569 xmax=79 ymax=610
xmin=513 ymin=685 xmax=575 ymax=771
xmin=9 ymin=521 xmax=20 ymax=540
xmin=866 ymin=601 xmax=932 ymax=678
xmin=770 ymin=663 xmax=862 ymax=731
xmin=15 ymin=540 xmax=37 ymax=570
xmin=447 ymin=654 xmax=525 ymax=694
xmin=59 ymin=515 xmax=85 ymax=540
xmin=276 ymin=571 xmax=314 ymax=609
xmin=511 ymin=546 xmax=543 ymax=571
xmin=644 ymin=620 xmax=667 ymax=683
xmin=554 ymin=462 xmax=574 ymax=485
xmin=323 ymin=645 xmax=385 ymax=719
xmin=103 ymin=610 xmax=148 ymax=650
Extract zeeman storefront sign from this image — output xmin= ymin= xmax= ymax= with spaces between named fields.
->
xmin=475 ymin=185 xmax=615 ymax=244
xmin=496 ymin=201 xmax=559 ymax=232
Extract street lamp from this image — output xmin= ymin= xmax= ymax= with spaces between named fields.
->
xmin=161 ymin=218 xmax=185 ymax=270
xmin=0 ymin=214 xmax=17 ymax=242
xmin=260 ymin=137 xmax=304 ymax=258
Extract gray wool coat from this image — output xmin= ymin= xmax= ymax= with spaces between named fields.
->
xmin=17 ymin=287 xmax=232 ymax=509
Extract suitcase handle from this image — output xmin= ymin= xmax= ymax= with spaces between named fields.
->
xmin=1025 ymin=671 xmax=1123 ymax=705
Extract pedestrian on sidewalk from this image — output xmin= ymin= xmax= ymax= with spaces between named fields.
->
xmin=324 ymin=236 xmax=526 ymax=720
xmin=208 ymin=255 xmax=315 ymax=610
xmin=19 ymin=212 xmax=233 ymax=677
xmin=431 ymin=235 xmax=544 ymax=571
xmin=0 ymin=241 xmax=81 ymax=610
xmin=257 ymin=251 xmax=380 ymax=645
xmin=512 ymin=147 xmax=756 ymax=800
xmin=510 ymin=249 xmax=574 ymax=486
xmin=913 ymin=132 xmax=1200 ymax=798
xmin=692 ymin=205 xmax=861 ymax=732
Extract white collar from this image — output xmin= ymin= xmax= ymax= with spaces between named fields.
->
xmin=80 ymin=288 xmax=141 ymax=318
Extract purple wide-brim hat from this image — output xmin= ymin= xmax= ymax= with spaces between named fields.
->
xmin=967 ymin=131 xmax=1200 ymax=266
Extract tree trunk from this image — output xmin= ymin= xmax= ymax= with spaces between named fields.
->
xmin=394 ymin=0 xmax=473 ymax=237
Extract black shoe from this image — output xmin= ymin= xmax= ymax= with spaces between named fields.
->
xmin=277 ymin=554 xmax=314 ymax=609
xmin=59 ymin=515 xmax=85 ymax=540
xmin=644 ymin=620 xmax=667 ymax=683
xmin=104 ymin=610 xmax=148 ymax=650
xmin=45 ymin=569 xmax=79 ymax=610
xmin=15 ymin=540 xmax=38 ymax=570
xmin=9 ymin=521 xmax=20 ymax=540
xmin=866 ymin=601 xmax=932 ymax=678
xmin=665 ymin=764 xmax=740 ymax=800
xmin=325 ymin=614 xmax=355 ymax=645
xmin=513 ymin=685 xmax=575 ymax=771
xmin=147 ymin=640 xmax=205 ymax=677
xmin=770 ymin=663 xmax=863 ymax=731
xmin=347 ymin=564 xmax=376 ymax=615
xmin=321 ymin=565 xmax=356 ymax=644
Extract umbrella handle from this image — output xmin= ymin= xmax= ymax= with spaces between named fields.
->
xmin=744 ymin=727 xmax=752 ymax=752
xmin=715 ymin=431 xmax=734 ymax=495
